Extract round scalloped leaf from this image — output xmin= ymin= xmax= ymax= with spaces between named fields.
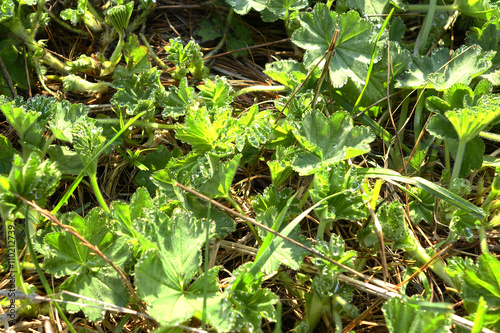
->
xmin=291 ymin=3 xmax=375 ymax=88
xmin=396 ymin=45 xmax=494 ymax=90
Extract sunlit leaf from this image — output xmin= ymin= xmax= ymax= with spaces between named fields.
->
xmin=292 ymin=4 xmax=375 ymax=87
xmin=291 ymin=109 xmax=375 ymax=175
xmin=396 ymin=45 xmax=494 ymax=90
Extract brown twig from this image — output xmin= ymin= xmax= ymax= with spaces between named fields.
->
xmin=14 ymin=194 xmax=157 ymax=327
xmin=0 ymin=55 xmax=17 ymax=97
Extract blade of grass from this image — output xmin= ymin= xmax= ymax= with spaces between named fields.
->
xmin=51 ymin=111 xmax=147 ymax=215
xmin=351 ymin=8 xmax=395 ymax=115
xmin=173 ymin=181 xmax=396 ymax=292
xmin=357 ymin=167 xmax=486 ymax=219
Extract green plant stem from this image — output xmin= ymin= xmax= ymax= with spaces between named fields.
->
xmin=332 ymin=309 xmax=342 ymax=333
xmin=205 ymin=9 xmax=234 ymax=59
xmin=9 ymin=20 xmax=68 ymax=74
xmin=95 ymin=117 xmax=175 ymax=130
xmin=316 ymin=220 xmax=330 ymax=241
xmin=48 ymin=12 xmax=91 ymax=37
xmin=406 ymin=235 xmax=455 ymax=288
xmin=304 ymin=293 xmax=328 ymax=332
xmin=397 ymin=96 xmax=409 ymax=143
xmin=479 ymin=130 xmax=500 ymax=142
xmin=451 ymin=139 xmax=467 ymax=184
xmin=24 ymin=212 xmax=77 ymax=333
xmin=482 ymin=167 xmax=500 ymax=212
xmin=139 ymin=33 xmax=169 ymax=71
xmin=85 ymin=1 xmax=105 ymax=31
xmin=274 ymin=300 xmax=282 ymax=333
xmin=108 ymin=32 xmax=124 ymax=69
xmin=52 ymin=111 xmax=147 ymax=215
xmin=232 ymin=85 xmax=287 ymax=98
xmin=414 ymin=90 xmax=425 ymax=147
xmin=413 ymin=0 xmax=437 ymax=55
xmin=31 ymin=0 xmax=47 ymax=36
xmin=407 ymin=4 xmax=458 ymax=11
xmin=88 ymin=173 xmax=110 ymax=214
xmin=478 ymin=223 xmax=489 ymax=254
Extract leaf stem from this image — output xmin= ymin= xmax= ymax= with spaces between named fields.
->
xmin=232 ymin=85 xmax=287 ymax=98
xmin=479 ymin=130 xmax=500 ymax=142
xmin=413 ymin=0 xmax=437 ymax=55
xmin=414 ymin=90 xmax=425 ymax=147
xmin=407 ymin=4 xmax=458 ymax=12
xmin=94 ymin=117 xmax=175 ymax=130
xmin=88 ymin=172 xmax=110 ymax=213
xmin=451 ymin=139 xmax=466 ymax=184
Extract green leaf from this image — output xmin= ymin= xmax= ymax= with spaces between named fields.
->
xmin=225 ymin=19 xmax=254 ymax=57
xmin=427 ymin=114 xmax=486 ymax=177
xmin=0 ymin=153 xmax=61 ymax=220
xmin=233 ymin=105 xmax=273 ymax=151
xmin=49 ymin=101 xmax=88 ymax=142
xmin=197 ymin=18 xmax=223 ymax=42
xmin=253 ymin=187 xmax=306 ymax=272
xmin=162 ymin=77 xmax=195 ymax=119
xmin=260 ymin=0 xmax=308 ymax=22
xmin=134 ymin=146 xmax=183 ymax=195
xmin=198 ymin=76 xmax=233 ymax=109
xmin=378 ymin=201 xmax=411 ymax=247
xmin=408 ymin=188 xmax=435 ymax=224
xmin=197 ymin=14 xmax=254 ymax=57
xmin=224 ymin=262 xmax=278 ymax=332
xmin=310 ymin=162 xmax=367 ymax=223
xmin=292 ymin=4 xmax=375 ymax=87
xmin=447 ymin=136 xmax=485 ymax=178
xmin=175 ymin=106 xmax=235 ymax=154
xmin=445 ymin=104 xmax=500 ymax=143
xmin=291 ymin=109 xmax=375 ymax=175
xmin=199 ymin=154 xmax=241 ymax=199
xmin=175 ymin=192 xmax=236 ymax=238
xmin=341 ymin=41 xmax=411 ymax=106
xmin=264 ymin=59 xmax=319 ymax=91
xmin=42 ymin=208 xmax=130 ymax=321
xmin=0 ymin=134 xmax=17 ymax=174
xmin=47 ymin=145 xmax=85 ymax=175
xmin=383 ymin=296 xmax=453 ymax=333
xmin=105 ymin=1 xmax=134 ymax=32
xmin=463 ymin=253 xmax=500 ymax=309
xmin=454 ymin=0 xmax=500 ymax=20
xmin=135 ymin=210 xmax=226 ymax=327
xmin=268 ymin=145 xmax=297 ymax=187
xmin=60 ymin=0 xmax=87 ymax=25
xmin=0 ymin=42 xmax=29 ymax=95
xmin=165 ymin=38 xmax=209 ymax=80
xmin=467 ymin=19 xmax=500 ymax=77
xmin=111 ymin=67 xmax=167 ymax=117
xmin=71 ymin=117 xmax=106 ymax=177
xmin=225 ymin=0 xmax=268 ymax=15
xmin=0 ymin=100 xmax=47 ymax=154
xmin=341 ymin=0 xmax=390 ymax=16
xmin=396 ymin=45 xmax=494 ymax=90
xmin=114 ymin=34 xmax=151 ymax=77
xmin=313 ymin=233 xmax=358 ymax=276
